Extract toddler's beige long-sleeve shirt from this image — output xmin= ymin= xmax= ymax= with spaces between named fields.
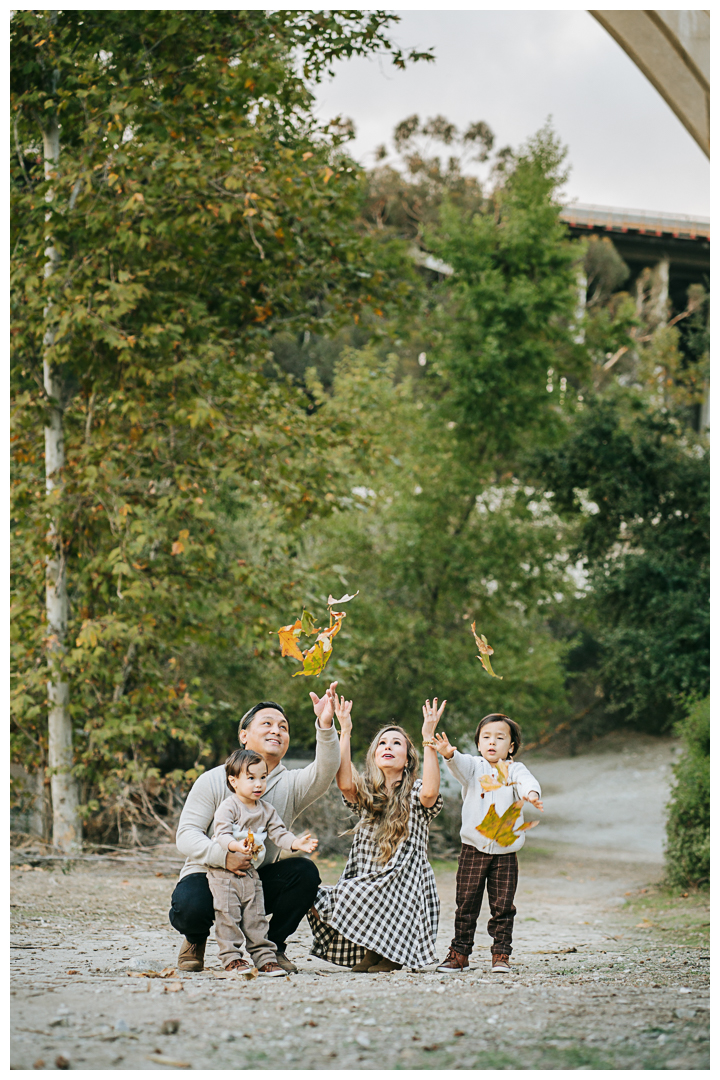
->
xmin=175 ymin=719 xmax=340 ymax=879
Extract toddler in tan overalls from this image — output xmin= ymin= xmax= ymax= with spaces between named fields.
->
xmin=207 ymin=748 xmax=318 ymax=976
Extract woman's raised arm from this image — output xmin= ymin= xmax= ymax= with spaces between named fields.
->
xmin=334 ymin=695 xmax=357 ymax=802
xmin=419 ymin=697 xmax=446 ymax=807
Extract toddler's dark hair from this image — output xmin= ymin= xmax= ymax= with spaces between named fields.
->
xmin=474 ymin=713 xmax=522 ymax=757
xmin=225 ymin=748 xmax=266 ymax=791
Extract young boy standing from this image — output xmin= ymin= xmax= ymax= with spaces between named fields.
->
xmin=207 ymin=748 xmax=318 ymax=976
xmin=432 ymin=713 xmax=543 ymax=974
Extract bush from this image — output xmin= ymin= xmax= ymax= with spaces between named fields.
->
xmin=664 ymin=698 xmax=709 ymax=887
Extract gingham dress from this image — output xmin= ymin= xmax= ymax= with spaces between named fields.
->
xmin=308 ymin=780 xmax=443 ymax=969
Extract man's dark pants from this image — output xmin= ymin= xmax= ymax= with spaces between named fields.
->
xmin=169 ymin=858 xmax=321 ymax=953
xmin=450 ymin=844 xmax=518 ymax=957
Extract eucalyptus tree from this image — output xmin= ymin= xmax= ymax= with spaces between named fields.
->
xmin=10 ymin=9 xmax=430 ymax=847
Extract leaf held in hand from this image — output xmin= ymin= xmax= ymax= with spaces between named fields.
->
xmin=475 ymin=800 xmax=538 ymax=847
xmin=470 ymin=621 xmax=503 ymax=679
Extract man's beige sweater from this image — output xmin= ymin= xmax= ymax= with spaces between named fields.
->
xmin=175 ymin=721 xmax=340 ymax=880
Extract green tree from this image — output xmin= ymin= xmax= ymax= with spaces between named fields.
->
xmin=665 ymin=697 xmax=709 ymax=888
xmin=10 ymin=9 xmax=430 ymax=847
xmin=534 ymin=393 xmax=709 ymax=731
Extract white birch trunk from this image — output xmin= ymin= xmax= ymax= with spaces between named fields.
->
xmin=43 ymin=113 xmax=82 ymax=851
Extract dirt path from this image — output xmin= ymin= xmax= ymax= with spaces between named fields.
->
xmin=11 ymin=736 xmax=709 ymax=1071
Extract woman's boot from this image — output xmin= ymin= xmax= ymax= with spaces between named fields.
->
xmin=351 ymin=949 xmax=381 ymax=973
xmin=367 ymin=956 xmax=402 ymax=973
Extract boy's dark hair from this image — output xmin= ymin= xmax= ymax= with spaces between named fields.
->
xmin=237 ymin=700 xmax=286 ymax=742
xmin=225 ymin=748 xmax=266 ymax=791
xmin=474 ymin=713 xmax=522 ymax=757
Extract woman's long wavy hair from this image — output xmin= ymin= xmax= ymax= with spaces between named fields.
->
xmin=350 ymin=725 xmax=419 ymax=865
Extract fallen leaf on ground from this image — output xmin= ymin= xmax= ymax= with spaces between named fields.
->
xmin=476 ymin=800 xmax=539 ymax=847
xmin=55 ymin=1057 xmax=70 ymax=1070
xmin=147 ymin=1054 xmax=191 ymax=1068
xmin=164 ymin=981 xmax=183 ymax=992
xmin=470 ymin=622 xmax=502 ymax=679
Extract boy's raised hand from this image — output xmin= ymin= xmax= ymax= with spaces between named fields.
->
xmin=421 ymin=697 xmax=447 ymax=742
xmin=432 ymin=731 xmax=457 ymax=759
xmin=335 ymin=694 xmax=353 ymax=735
xmin=523 ymin=791 xmax=544 ymax=811
xmin=293 ymin=831 xmax=319 ymax=854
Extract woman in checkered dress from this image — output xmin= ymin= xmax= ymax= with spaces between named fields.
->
xmin=308 ymin=697 xmax=445 ymax=973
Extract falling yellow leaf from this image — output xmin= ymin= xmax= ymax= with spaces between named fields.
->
xmin=470 ymin=621 xmax=502 ymax=679
xmin=475 ymin=800 xmax=539 ymax=847
xmin=277 ymin=619 xmax=304 ymax=662
xmin=478 ymin=759 xmax=510 ymax=791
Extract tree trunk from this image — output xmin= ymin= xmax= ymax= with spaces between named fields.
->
xmin=43 ymin=113 xmax=82 ymax=851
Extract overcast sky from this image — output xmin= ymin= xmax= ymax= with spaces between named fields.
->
xmin=313 ymin=9 xmax=709 ymax=218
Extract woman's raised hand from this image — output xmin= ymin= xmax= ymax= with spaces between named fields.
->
xmin=432 ymin=731 xmax=457 ymax=760
xmin=421 ymin=697 xmax=447 ymax=742
xmin=335 ymin=694 xmax=353 ymax=735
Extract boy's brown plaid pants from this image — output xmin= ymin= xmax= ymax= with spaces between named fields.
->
xmin=450 ymin=844 xmax=519 ymax=957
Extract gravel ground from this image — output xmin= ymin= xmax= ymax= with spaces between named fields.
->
xmin=11 ymin=736 xmax=709 ymax=1071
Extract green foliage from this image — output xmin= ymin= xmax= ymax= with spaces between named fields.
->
xmin=10 ymin=9 xmax=430 ymax=833
xmin=665 ymin=698 xmax=709 ymax=888
xmin=534 ymin=394 xmax=709 ymax=730
xmin=270 ymin=349 xmax=574 ymax=749
xmin=427 ymin=124 xmax=588 ymax=461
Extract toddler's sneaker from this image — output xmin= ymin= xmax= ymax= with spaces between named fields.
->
xmin=437 ymin=947 xmax=469 ymax=974
xmin=259 ymin=961 xmax=286 ymax=977
xmin=491 ymin=953 xmax=511 ymax=973
xmin=226 ymin=958 xmax=252 ymax=973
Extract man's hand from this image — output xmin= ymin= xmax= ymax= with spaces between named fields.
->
xmin=292 ymin=831 xmax=319 ymax=854
xmin=309 ymin=681 xmax=338 ymax=728
xmin=523 ymin=791 xmax=544 ymax=811
xmin=335 ymin=694 xmax=353 ymax=736
xmin=432 ymin=731 xmax=456 ymax=760
xmin=225 ymin=850 xmax=251 ymax=876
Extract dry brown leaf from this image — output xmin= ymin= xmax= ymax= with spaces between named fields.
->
xmin=470 ymin=621 xmax=503 ymax=679
xmin=147 ymin=1054 xmax=191 ymax=1068
xmin=164 ymin=980 xmax=183 ymax=992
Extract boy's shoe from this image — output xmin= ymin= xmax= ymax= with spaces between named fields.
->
xmin=258 ymin=961 xmax=286 ymax=977
xmin=351 ymin=949 xmax=381 ymax=973
xmin=178 ymin=937 xmax=206 ymax=972
xmin=367 ymin=957 xmax=402 ymax=973
xmin=491 ymin=953 xmax=511 ymax=973
xmin=275 ymin=951 xmax=298 ymax=974
xmin=226 ymin=958 xmax=252 ymax=973
xmin=437 ymin=948 xmax=469 ymax=974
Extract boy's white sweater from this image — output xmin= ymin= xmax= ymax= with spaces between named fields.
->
xmin=446 ymin=751 xmax=542 ymax=855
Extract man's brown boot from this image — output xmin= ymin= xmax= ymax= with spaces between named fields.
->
xmin=437 ymin=947 xmax=469 ymax=974
xmin=491 ymin=953 xmax=511 ymax=973
xmin=178 ymin=937 xmax=206 ymax=972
